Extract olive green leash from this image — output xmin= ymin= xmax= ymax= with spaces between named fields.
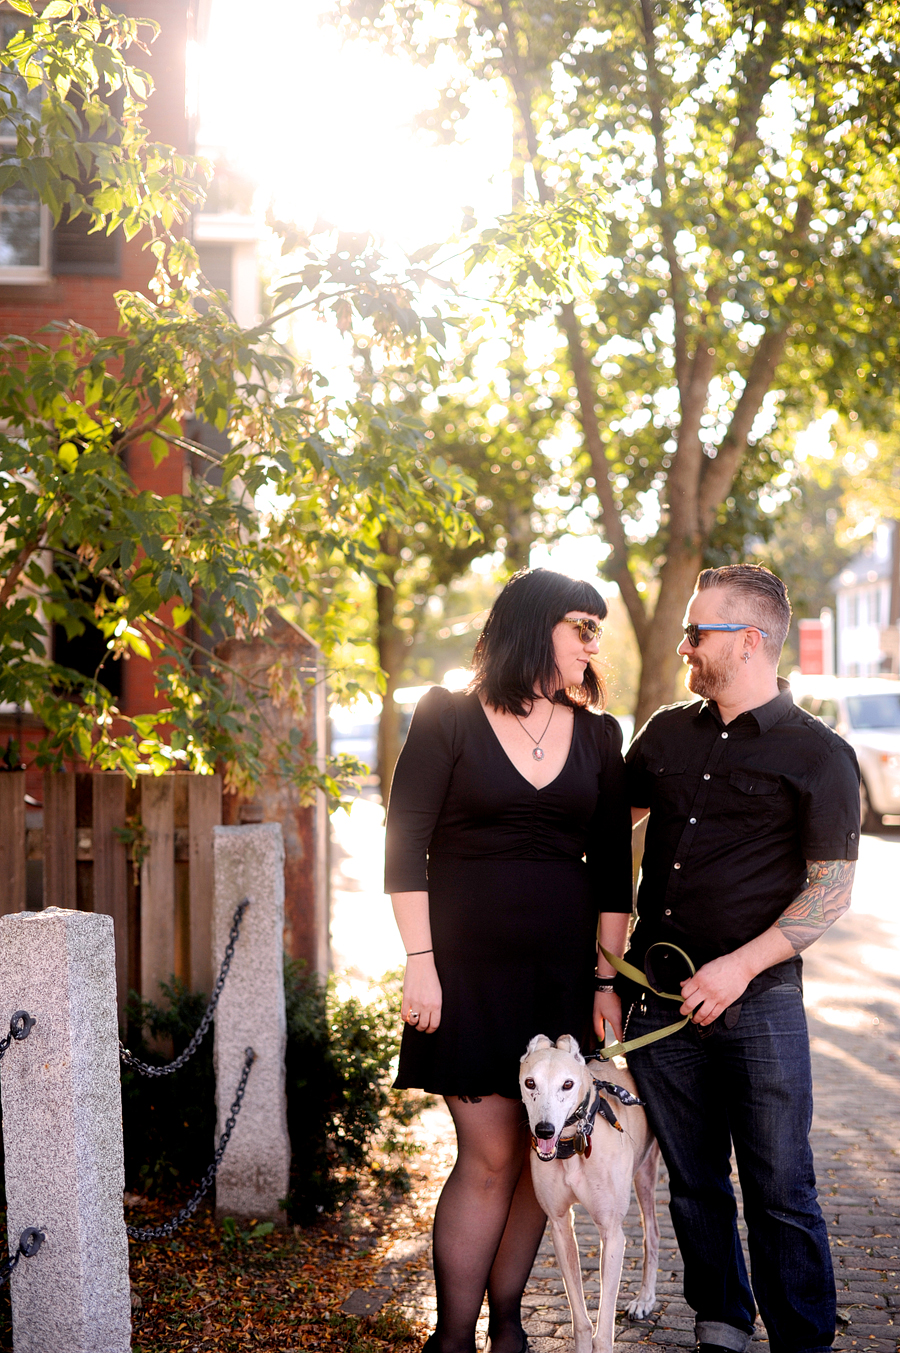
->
xmin=595 ymin=942 xmax=696 ymax=1060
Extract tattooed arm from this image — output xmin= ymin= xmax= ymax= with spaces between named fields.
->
xmin=775 ymin=859 xmax=856 ymax=954
xmin=679 ymin=859 xmax=856 ymax=1026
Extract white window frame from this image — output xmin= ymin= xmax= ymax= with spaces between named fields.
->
xmin=0 ymin=16 xmax=52 ymax=284
xmin=0 ymin=201 xmax=51 ymax=284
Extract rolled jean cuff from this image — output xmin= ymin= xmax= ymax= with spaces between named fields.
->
xmin=695 ymin=1320 xmax=752 ymax=1351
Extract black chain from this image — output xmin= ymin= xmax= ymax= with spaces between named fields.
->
xmin=119 ymin=900 xmax=249 ymax=1077
xmin=126 ymin=1046 xmax=256 ymax=1241
xmin=0 ymin=1011 xmax=35 ymax=1063
xmin=0 ymin=1228 xmax=44 ymax=1287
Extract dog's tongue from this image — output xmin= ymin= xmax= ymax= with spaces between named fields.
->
xmin=536 ymin=1135 xmax=559 ymax=1160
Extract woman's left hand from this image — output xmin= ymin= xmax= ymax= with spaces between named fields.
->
xmin=593 ymin=990 xmax=623 ymax=1044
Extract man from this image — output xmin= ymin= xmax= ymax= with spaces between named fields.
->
xmin=618 ymin=564 xmax=858 ymax=1353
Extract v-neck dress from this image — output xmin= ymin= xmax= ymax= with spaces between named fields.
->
xmin=384 ymin=686 xmax=633 ymax=1099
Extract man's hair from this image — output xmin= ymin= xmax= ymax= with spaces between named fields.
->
xmin=696 ymin=564 xmax=791 ymax=663
xmin=470 ymin=567 xmax=607 ymax=715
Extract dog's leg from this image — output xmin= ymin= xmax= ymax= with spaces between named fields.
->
xmin=626 ymin=1141 xmax=661 ymax=1320
xmin=591 ymin=1215 xmax=628 ymax=1353
xmin=545 ymin=1204 xmax=594 ymax=1353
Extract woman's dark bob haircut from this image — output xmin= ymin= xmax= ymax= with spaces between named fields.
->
xmin=469 ymin=568 xmax=607 ymax=715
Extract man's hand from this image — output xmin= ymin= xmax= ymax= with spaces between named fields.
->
xmin=679 ymin=952 xmax=754 ymax=1026
xmin=677 ymin=859 xmax=856 ymax=1028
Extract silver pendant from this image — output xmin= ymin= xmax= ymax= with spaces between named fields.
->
xmin=532 ymin=747 xmax=544 ymax=761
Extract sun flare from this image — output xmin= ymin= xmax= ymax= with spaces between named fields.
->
xmin=197 ymin=1 xmax=510 ymax=247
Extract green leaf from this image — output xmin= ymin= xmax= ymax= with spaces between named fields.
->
xmin=408 ymin=243 xmax=441 ymax=265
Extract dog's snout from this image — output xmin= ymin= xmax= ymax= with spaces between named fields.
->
xmin=534 ymin=1121 xmax=556 ymax=1140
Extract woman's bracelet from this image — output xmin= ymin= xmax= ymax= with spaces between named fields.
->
xmin=594 ymin=976 xmax=616 ymax=993
xmin=406 ymin=948 xmax=433 ymax=957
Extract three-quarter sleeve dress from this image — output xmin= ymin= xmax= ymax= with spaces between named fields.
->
xmin=384 ymin=686 xmax=633 ymax=1100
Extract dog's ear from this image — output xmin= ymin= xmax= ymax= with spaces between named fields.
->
xmin=521 ymin=1034 xmax=553 ymax=1061
xmin=554 ymin=1034 xmax=585 ymax=1063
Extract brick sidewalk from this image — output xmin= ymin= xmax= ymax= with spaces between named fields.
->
xmin=385 ymin=893 xmax=900 ymax=1351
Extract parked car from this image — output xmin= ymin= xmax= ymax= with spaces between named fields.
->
xmin=790 ymin=675 xmax=900 ymax=831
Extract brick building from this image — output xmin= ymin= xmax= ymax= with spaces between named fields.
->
xmin=1 ymin=0 xmax=263 ymax=727
xmin=0 ymin=3 xmax=328 ymax=970
xmin=0 ymin=0 xmax=199 ymax=724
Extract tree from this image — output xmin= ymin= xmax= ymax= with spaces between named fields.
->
xmin=833 ymin=420 xmax=900 ymax=524
xmin=364 ymin=348 xmax=563 ymax=786
xmin=0 ymin=1 xmax=475 ymax=793
xmin=339 ymin=0 xmax=900 ymax=725
xmin=741 ymin=456 xmax=856 ymax=669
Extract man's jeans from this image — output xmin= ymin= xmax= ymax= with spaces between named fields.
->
xmin=626 ymin=985 xmax=835 ymax=1353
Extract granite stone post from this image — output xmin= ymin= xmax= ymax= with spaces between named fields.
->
xmin=0 ymin=908 xmax=131 ymax=1353
xmin=212 ymin=824 xmax=290 ymax=1225
xmin=217 ymin=611 xmax=330 ymax=975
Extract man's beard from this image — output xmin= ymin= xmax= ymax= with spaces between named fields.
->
xmin=684 ymin=648 xmax=739 ymax=700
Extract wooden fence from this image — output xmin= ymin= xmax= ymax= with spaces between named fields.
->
xmin=0 ymin=770 xmax=222 ymax=1019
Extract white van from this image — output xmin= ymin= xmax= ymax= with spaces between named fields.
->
xmin=789 ymin=675 xmax=900 ymax=831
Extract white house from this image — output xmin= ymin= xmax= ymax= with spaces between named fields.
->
xmin=833 ymin=521 xmax=900 ymax=677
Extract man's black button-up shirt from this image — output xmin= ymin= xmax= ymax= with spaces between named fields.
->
xmin=624 ymin=681 xmax=860 ymax=982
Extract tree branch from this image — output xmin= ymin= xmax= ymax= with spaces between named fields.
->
xmin=0 ymin=534 xmax=45 ymax=608
xmin=497 ymin=0 xmax=551 ymax=206
xmin=664 ymin=302 xmax=721 ymax=546
xmin=559 ymin=302 xmax=648 ymax=643
xmin=41 ymin=546 xmax=276 ymax=695
xmin=697 ymin=190 xmax=815 ymax=533
xmin=697 ymin=325 xmax=790 ymax=533
xmin=112 ymin=397 xmax=176 ymax=453
xmin=494 ymin=5 xmax=647 ymax=637
xmin=639 ymin=0 xmax=690 ymax=405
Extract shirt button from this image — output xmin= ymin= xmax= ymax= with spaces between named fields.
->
xmin=665 ymin=909 xmax=672 ymax=916
xmin=690 ymin=817 xmax=697 ymax=824
xmin=721 ymin=731 xmax=729 ymax=739
xmin=703 ymin=773 xmax=710 ymax=781
xmin=673 ymin=862 xmax=681 ymax=870
xmin=850 ymin=832 xmax=857 ymax=839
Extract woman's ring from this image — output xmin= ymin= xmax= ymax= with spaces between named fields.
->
xmin=409 ymin=1011 xmax=420 ymax=1022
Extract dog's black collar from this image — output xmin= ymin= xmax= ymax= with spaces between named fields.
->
xmin=562 ymin=1088 xmax=592 ymax=1130
xmin=533 ymin=1076 xmax=644 ymax=1161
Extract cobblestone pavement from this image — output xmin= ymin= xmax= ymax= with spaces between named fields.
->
xmin=332 ymin=808 xmax=900 ymax=1352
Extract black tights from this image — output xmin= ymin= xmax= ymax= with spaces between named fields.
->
xmin=430 ymin=1095 xmax=547 ymax=1353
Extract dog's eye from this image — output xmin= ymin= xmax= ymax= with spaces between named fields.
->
xmin=524 ymin=1078 xmax=535 ymax=1090
xmin=562 ymin=1079 xmax=574 ymax=1090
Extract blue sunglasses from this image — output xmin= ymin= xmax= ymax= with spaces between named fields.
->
xmin=683 ymin=623 xmax=767 ymax=648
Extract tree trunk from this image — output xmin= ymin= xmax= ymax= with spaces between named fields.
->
xmin=633 ymin=549 xmax=703 ymax=731
xmin=376 ymin=532 xmax=404 ymax=800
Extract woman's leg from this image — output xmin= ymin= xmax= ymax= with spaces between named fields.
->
xmin=432 ymin=1096 xmax=543 ymax=1353
xmin=485 ymin=1148 xmax=547 ymax=1351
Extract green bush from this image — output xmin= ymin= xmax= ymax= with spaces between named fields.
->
xmin=283 ymin=960 xmax=428 ymax=1223
xmin=121 ymin=979 xmax=216 ymax=1196
xmin=120 ymin=961 xmax=426 ymax=1220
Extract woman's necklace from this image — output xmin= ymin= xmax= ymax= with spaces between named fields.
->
xmin=514 ymin=702 xmax=555 ymax=761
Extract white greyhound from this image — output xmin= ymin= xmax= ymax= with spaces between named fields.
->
xmin=519 ymin=1034 xmax=660 ymax=1353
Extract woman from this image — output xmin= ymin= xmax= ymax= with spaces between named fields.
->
xmin=384 ymin=568 xmax=633 ymax=1353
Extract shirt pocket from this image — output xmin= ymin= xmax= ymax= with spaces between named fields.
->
xmin=720 ymin=770 xmax=783 ymax=836
xmin=647 ymin=760 xmax=687 ymax=812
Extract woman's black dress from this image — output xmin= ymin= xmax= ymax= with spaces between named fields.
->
xmin=384 ymin=687 xmax=633 ymax=1100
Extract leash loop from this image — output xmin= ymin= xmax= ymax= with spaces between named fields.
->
xmin=595 ymin=942 xmax=696 ymax=1060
